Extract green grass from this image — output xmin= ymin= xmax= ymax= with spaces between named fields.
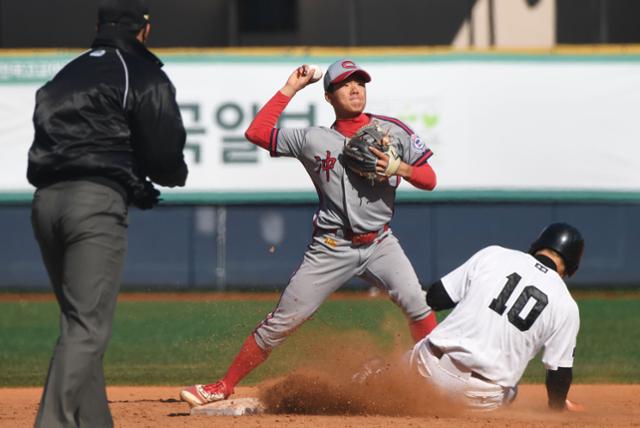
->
xmin=0 ymin=295 xmax=638 ymax=387
xmin=518 ymin=297 xmax=640 ymax=383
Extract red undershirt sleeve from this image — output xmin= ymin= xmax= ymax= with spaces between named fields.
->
xmin=406 ymin=163 xmax=437 ymax=190
xmin=244 ymin=91 xmax=292 ymax=150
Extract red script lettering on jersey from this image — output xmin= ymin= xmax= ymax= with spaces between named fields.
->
xmin=314 ymin=150 xmax=337 ymax=182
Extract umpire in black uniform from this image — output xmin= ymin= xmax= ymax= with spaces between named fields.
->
xmin=27 ymin=0 xmax=188 ymax=426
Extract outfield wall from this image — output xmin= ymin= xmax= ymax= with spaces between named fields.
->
xmin=2 ymin=200 xmax=640 ymax=290
xmin=2 ymin=49 xmax=640 ymax=289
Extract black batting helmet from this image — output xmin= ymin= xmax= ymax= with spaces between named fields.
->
xmin=529 ymin=223 xmax=584 ymax=277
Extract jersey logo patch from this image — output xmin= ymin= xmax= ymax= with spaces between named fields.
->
xmin=341 ymin=60 xmax=357 ymax=69
xmin=411 ymin=134 xmax=426 ymax=151
xmin=314 ymin=150 xmax=337 ymax=182
xmin=324 ymin=236 xmax=338 ymax=248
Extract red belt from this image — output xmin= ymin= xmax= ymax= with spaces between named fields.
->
xmin=315 ymin=224 xmax=389 ymax=245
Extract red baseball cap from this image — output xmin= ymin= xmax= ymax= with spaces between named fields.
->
xmin=323 ymin=59 xmax=372 ymax=92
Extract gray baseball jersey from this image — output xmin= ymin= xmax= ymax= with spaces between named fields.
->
xmin=253 ymin=114 xmax=434 ymax=350
xmin=270 ymin=114 xmax=433 ymax=233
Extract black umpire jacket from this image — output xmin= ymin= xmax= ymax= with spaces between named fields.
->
xmin=27 ymin=26 xmax=188 ymax=209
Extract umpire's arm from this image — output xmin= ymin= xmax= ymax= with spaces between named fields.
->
xmin=131 ymin=79 xmax=188 ymax=187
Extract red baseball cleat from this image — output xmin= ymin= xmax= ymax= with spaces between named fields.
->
xmin=180 ymin=381 xmax=231 ymax=407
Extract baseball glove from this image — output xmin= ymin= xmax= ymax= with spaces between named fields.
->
xmin=342 ymin=122 xmax=403 ymax=183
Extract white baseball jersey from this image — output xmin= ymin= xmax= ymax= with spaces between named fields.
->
xmin=425 ymin=245 xmax=580 ymax=387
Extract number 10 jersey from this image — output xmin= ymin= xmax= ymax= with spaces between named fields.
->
xmin=426 ymin=245 xmax=580 ymax=388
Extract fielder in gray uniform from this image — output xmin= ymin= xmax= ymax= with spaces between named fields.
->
xmin=181 ymin=59 xmax=438 ymax=406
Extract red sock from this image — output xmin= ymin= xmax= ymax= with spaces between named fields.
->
xmin=409 ymin=312 xmax=438 ymax=342
xmin=221 ymin=334 xmax=270 ymax=392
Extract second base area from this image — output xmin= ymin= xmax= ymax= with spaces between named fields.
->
xmin=190 ymin=397 xmax=266 ymax=416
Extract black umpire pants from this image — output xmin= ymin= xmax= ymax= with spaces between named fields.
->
xmin=31 ymin=180 xmax=128 ymax=428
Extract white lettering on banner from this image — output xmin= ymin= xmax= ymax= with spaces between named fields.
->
xmin=2 ymin=57 xmax=640 ymax=194
xmin=0 ymin=60 xmax=66 ymax=81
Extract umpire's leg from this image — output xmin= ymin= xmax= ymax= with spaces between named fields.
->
xmin=32 ymin=181 xmax=128 ymax=428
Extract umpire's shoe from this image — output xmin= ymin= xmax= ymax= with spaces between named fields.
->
xmin=180 ymin=380 xmax=231 ymax=407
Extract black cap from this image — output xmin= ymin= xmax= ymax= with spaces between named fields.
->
xmin=98 ymin=0 xmax=149 ymax=27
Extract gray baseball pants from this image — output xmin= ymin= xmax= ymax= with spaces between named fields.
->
xmin=254 ymin=230 xmax=430 ymax=350
xmin=31 ymin=181 xmax=128 ymax=428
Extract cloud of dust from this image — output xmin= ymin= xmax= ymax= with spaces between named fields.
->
xmin=257 ymin=325 xmax=462 ymax=417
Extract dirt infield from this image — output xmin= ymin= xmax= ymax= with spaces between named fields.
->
xmin=2 ymin=291 xmax=638 ymax=427
xmin=1 ymin=384 xmax=638 ymax=427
